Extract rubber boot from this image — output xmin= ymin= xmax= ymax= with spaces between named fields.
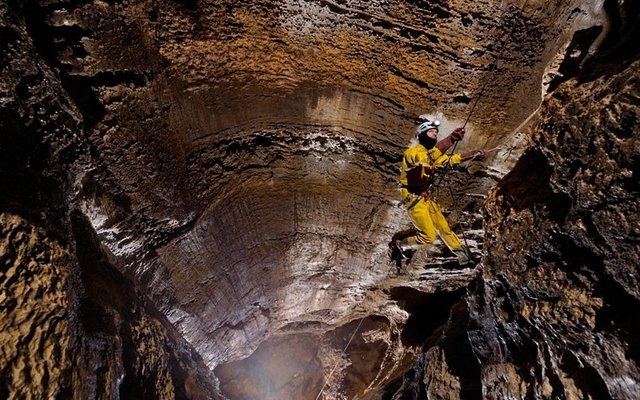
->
xmin=452 ymin=246 xmax=475 ymax=265
xmin=395 ymin=236 xmax=424 ymax=259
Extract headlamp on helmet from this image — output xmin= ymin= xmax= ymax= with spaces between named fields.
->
xmin=416 ymin=119 xmax=440 ymax=139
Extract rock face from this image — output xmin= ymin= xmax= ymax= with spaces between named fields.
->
xmin=476 ymin=61 xmax=640 ymax=399
xmin=1 ymin=0 xmax=639 ymax=399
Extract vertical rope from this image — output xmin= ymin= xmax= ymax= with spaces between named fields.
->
xmin=314 ymin=316 xmax=366 ymax=400
xmin=430 ymin=61 xmax=496 ymax=192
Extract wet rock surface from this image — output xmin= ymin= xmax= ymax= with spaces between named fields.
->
xmin=2 ymin=0 xmax=639 ymax=399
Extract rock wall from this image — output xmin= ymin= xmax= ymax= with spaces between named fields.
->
xmin=1 ymin=2 xmax=216 ymax=398
xmin=2 ymin=0 xmax=638 ymax=399
xmin=0 ymin=214 xmax=74 ymax=399
xmin=382 ymin=3 xmax=640 ymax=398
xmin=475 ymin=59 xmax=640 ymax=399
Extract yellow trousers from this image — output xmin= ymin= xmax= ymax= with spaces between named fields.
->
xmin=401 ymin=191 xmax=462 ymax=251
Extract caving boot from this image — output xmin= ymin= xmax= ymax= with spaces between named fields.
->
xmin=387 ymin=240 xmax=407 ymax=261
xmin=396 ymin=237 xmax=422 ymax=260
xmin=452 ymin=246 xmax=477 ymax=266
xmin=388 ymin=238 xmax=418 ymax=274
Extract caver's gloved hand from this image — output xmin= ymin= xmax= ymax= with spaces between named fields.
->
xmin=436 ymin=127 xmax=465 ymax=153
xmin=460 ymin=149 xmax=487 ymax=161
xmin=451 ymin=127 xmax=465 ymax=141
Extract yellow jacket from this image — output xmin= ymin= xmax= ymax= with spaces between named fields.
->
xmin=399 ymin=144 xmax=461 ymax=193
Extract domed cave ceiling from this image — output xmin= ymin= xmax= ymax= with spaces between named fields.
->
xmin=1 ymin=0 xmax=639 ymax=399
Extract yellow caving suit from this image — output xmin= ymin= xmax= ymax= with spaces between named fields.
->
xmin=399 ymin=143 xmax=462 ymax=251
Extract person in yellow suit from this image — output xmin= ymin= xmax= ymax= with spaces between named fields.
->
xmin=392 ymin=117 xmax=486 ymax=264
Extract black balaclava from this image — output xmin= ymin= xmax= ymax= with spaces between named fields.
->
xmin=418 ymin=133 xmax=437 ymax=149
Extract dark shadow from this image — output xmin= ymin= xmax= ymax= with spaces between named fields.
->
xmin=388 ymin=229 xmax=419 ymax=273
xmin=389 ymin=286 xmax=466 ymax=347
xmin=382 ymin=295 xmax=482 ymax=400
xmin=546 ymin=26 xmax=603 ymax=93
xmin=578 ymin=0 xmax=640 ymax=83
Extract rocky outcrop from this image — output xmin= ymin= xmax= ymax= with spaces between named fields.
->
xmin=382 ymin=4 xmax=640 ymax=398
xmin=0 ymin=214 xmax=74 ymax=399
xmin=2 ymin=0 xmax=638 ymax=399
xmin=1 ymin=2 xmax=216 ymax=398
xmin=475 ymin=59 xmax=640 ymax=399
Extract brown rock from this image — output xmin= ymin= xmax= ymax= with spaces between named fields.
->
xmin=2 ymin=0 xmax=638 ymax=398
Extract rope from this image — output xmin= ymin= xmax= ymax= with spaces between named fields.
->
xmin=314 ymin=316 xmax=366 ymax=400
xmin=461 ymin=64 xmax=494 ymax=130
xmin=446 ymin=186 xmax=475 ymax=259
xmin=429 ymin=62 xmax=496 ymax=192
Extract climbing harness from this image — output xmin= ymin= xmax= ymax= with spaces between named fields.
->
xmin=402 ymin=193 xmax=423 ymax=211
xmin=397 ymin=193 xmax=414 ymax=208
xmin=397 ymin=191 xmax=431 ymax=211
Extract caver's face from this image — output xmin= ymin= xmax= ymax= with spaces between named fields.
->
xmin=426 ymin=128 xmax=438 ymax=139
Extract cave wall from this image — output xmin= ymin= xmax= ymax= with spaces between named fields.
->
xmin=469 ymin=4 xmax=640 ymax=397
xmin=382 ymin=4 xmax=640 ymax=398
xmin=1 ymin=2 xmax=217 ymax=398
xmin=38 ymin=0 xmax=606 ymax=376
xmin=3 ymin=0 xmax=638 ymax=399
xmin=474 ymin=59 xmax=640 ymax=398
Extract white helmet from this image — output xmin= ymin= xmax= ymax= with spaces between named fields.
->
xmin=416 ymin=119 xmax=440 ymax=139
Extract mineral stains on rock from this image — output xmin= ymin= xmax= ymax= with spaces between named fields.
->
xmin=2 ymin=0 xmax=639 ymax=399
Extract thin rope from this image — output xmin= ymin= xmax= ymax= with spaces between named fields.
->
xmin=314 ymin=316 xmax=366 ymax=400
xmin=461 ymin=64 xmax=494 ymax=130
xmin=430 ymin=62 xmax=496 ymax=191
xmin=447 ymin=186 xmax=475 ymax=256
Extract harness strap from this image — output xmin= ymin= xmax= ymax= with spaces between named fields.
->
xmin=398 ymin=191 xmax=430 ymax=211
xmin=407 ymin=195 xmax=423 ymax=211
xmin=397 ymin=193 xmax=414 ymax=208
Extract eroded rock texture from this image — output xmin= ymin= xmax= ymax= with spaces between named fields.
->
xmin=1 ymin=2 xmax=216 ymax=398
xmin=1 ymin=0 xmax=639 ymax=399
xmin=476 ymin=60 xmax=640 ymax=399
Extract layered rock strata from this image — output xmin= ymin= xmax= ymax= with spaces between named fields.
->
xmin=2 ymin=0 xmax=638 ymax=399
